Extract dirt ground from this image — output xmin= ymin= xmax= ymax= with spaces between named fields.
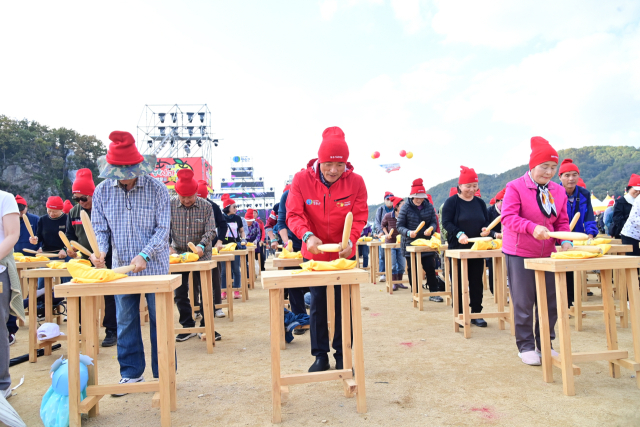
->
xmin=7 ymin=258 xmax=640 ymax=426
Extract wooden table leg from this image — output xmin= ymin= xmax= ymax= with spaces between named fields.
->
xmin=28 ymin=278 xmax=38 ymax=363
xmin=240 ymin=254 xmax=248 ymax=302
xmin=155 ymin=292 xmax=173 ymax=426
xmin=411 ymin=253 xmax=417 ymax=309
xmin=188 ymin=272 xmax=196 ymax=318
xmin=279 ymin=289 xmax=286 ymax=350
xmin=43 ymin=277 xmax=54 ymax=356
xmin=385 ymin=247 xmax=392 ymax=294
xmin=356 ymin=246 xmax=361 ymax=269
xmin=451 ymin=258 xmax=460 ymax=333
xmin=601 ymin=270 xmax=621 ymax=378
xmin=68 ymin=296 xmax=82 ymax=427
xmin=18 ymin=272 xmax=26 ymax=326
xmin=327 ymin=285 xmax=335 ymax=342
xmin=201 ymin=270 xmax=215 ymax=354
xmin=84 ymin=296 xmax=99 ymax=417
xmin=619 ymin=269 xmax=629 ymax=328
xmin=417 ymin=254 xmax=424 ymax=311
xmin=225 ymin=261 xmax=234 ymax=321
xmin=443 ymin=252 xmax=451 ymax=305
xmin=495 ymin=258 xmax=505 ymax=331
xmin=625 ymin=268 xmax=640 ymax=388
xmin=350 ymin=284 xmax=366 ymax=413
xmin=554 ymin=272 xmax=575 ymax=396
xmin=269 ymin=289 xmax=282 ymax=423
xmin=370 ymin=247 xmax=377 ymax=284
xmin=534 ymin=270 xmax=553 ymax=383
xmin=164 ymin=292 xmax=178 ymax=411
xmin=461 ymin=260 xmax=471 ymax=339
xmin=341 ymin=285 xmax=354 ymax=397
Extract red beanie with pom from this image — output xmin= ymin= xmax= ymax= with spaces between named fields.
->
xmin=46 ymin=196 xmax=63 ymax=210
xmin=409 ymin=178 xmax=427 ymax=197
xmin=577 ymin=178 xmax=586 ymax=188
xmin=558 ymin=159 xmax=579 ymax=176
xmin=72 ymin=168 xmax=96 ymax=196
xmin=175 ymin=169 xmax=198 ymax=197
xmin=15 ymin=195 xmax=27 ymax=207
xmin=221 ymin=194 xmax=235 ymax=209
xmin=391 ymin=196 xmax=403 ymax=209
xmin=628 ymin=174 xmax=640 ymax=188
xmin=244 ymin=209 xmax=256 ymax=220
xmin=490 ymin=198 xmax=495 ymax=205
xmin=426 ymin=194 xmax=433 ymax=205
xmin=459 ymin=166 xmax=478 ymax=185
xmin=529 ymin=136 xmax=558 ymax=169
xmin=318 ymin=127 xmax=349 ymax=163
xmin=62 ymin=200 xmax=73 ymax=214
xmin=448 ymin=187 xmax=457 ymax=197
xmin=495 ymin=188 xmax=506 ymax=201
xmin=197 ymin=180 xmax=209 ymax=198
xmin=105 ymin=131 xmax=144 ymax=166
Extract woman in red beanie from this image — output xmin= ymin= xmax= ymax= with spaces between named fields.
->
xmin=287 ymin=126 xmax=368 ymax=372
xmin=29 ymin=196 xmax=68 ymax=259
xmin=220 ymin=194 xmax=246 ymax=300
xmin=502 ymin=136 xmax=570 ymax=366
xmin=484 ymin=188 xmax=506 ymax=295
xmin=442 ymin=166 xmax=493 ymax=327
xmin=381 ymin=196 xmax=407 ymax=290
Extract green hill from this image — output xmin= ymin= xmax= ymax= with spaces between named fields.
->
xmin=369 ymin=145 xmax=640 ymax=221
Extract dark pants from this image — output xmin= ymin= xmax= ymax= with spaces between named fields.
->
xmin=485 ymin=258 xmax=494 ymax=295
xmin=103 ymin=295 xmax=117 ymax=333
xmin=283 ymin=266 xmax=307 ymax=315
xmin=451 ymin=258 xmax=484 ymax=313
xmin=566 ymin=272 xmax=575 ymax=308
xmin=175 ymin=272 xmax=199 ymax=328
xmin=406 ymin=254 xmax=438 ymax=292
xmin=360 ymin=245 xmax=369 ymax=268
xmin=258 ymin=245 xmax=266 ymax=271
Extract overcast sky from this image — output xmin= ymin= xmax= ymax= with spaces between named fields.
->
xmin=2 ymin=1 xmax=639 ymax=203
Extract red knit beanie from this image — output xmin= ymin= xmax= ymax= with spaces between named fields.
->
xmin=46 ymin=196 xmax=63 ymax=210
xmin=489 ymin=198 xmax=495 ymax=205
xmin=391 ymin=196 xmax=403 ymax=209
xmin=426 ymin=194 xmax=433 ymax=205
xmin=558 ymin=159 xmax=579 ymax=176
xmin=474 ymin=189 xmax=481 ymax=197
xmin=459 ymin=166 xmax=478 ymax=185
xmin=175 ymin=169 xmax=198 ymax=197
xmin=15 ymin=195 xmax=27 ymax=207
xmin=318 ymin=127 xmax=349 ymax=163
xmin=529 ymin=136 xmax=558 ymax=169
xmin=63 ymin=200 xmax=73 ymax=214
xmin=577 ymin=178 xmax=586 ymax=188
xmin=244 ymin=209 xmax=256 ymax=220
xmin=628 ymin=174 xmax=640 ymax=188
xmin=72 ymin=168 xmax=96 ymax=196
xmin=105 ymin=131 xmax=144 ymax=166
xmin=448 ymin=187 xmax=457 ymax=197
xmin=495 ymin=188 xmax=506 ymax=201
xmin=384 ymin=191 xmax=394 ymax=200
xmin=197 ymin=180 xmax=209 ymax=198
xmin=221 ymin=194 xmax=235 ymax=209
xmin=409 ymin=179 xmax=427 ymax=197
xmin=283 ymin=184 xmax=291 ymax=193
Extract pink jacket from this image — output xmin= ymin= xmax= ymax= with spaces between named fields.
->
xmin=502 ymin=172 xmax=570 ymax=258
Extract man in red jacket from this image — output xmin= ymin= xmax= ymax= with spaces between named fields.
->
xmin=286 ymin=126 xmax=368 ymax=372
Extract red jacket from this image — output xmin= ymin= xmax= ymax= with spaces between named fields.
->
xmin=287 ymin=159 xmax=368 ymax=261
xmin=256 ymin=217 xmax=266 ymax=242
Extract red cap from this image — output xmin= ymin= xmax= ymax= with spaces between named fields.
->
xmin=459 ymin=166 xmax=478 ymax=185
xmin=221 ymin=194 xmax=235 ymax=209
xmin=384 ymin=191 xmax=394 ymax=200
xmin=318 ymin=127 xmax=349 ymax=163
xmin=175 ymin=169 xmax=198 ymax=197
xmin=529 ymin=136 xmax=558 ymax=169
xmin=105 ymin=131 xmax=144 ymax=166
xmin=409 ymin=179 xmax=427 ymax=197
xmin=608 ymin=199 xmax=615 ymax=207
xmin=426 ymin=194 xmax=433 ymax=205
xmin=449 ymin=187 xmax=457 ymax=197
xmin=391 ymin=196 xmax=403 ymax=208
xmin=558 ymin=159 xmax=579 ymax=176
xmin=197 ymin=180 xmax=208 ymax=198
xmin=283 ymin=184 xmax=291 ymax=193
xmin=495 ymin=188 xmax=506 ymax=201
xmin=244 ymin=209 xmax=256 ymax=220
xmin=474 ymin=189 xmax=481 ymax=197
xmin=628 ymin=174 xmax=640 ymax=188
xmin=490 ymin=198 xmax=495 ymax=205
xmin=15 ymin=195 xmax=27 ymax=207
xmin=577 ymin=178 xmax=586 ymax=188
xmin=46 ymin=196 xmax=64 ymax=210
xmin=63 ymin=200 xmax=73 ymax=214
xmin=72 ymin=168 xmax=96 ymax=196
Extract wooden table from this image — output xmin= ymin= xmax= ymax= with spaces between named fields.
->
xmin=211 ymin=253 xmax=236 ymax=321
xmin=406 ymin=245 xmax=451 ymax=309
xmin=247 ymin=246 xmax=257 ymax=290
xmin=169 ymin=260 xmax=217 ymax=353
xmin=56 ymin=275 xmax=180 ymax=427
xmin=366 ymin=240 xmax=383 ymax=284
xmin=567 ymin=244 xmax=633 ymax=331
xmin=219 ymin=249 xmax=250 ymax=302
xmin=261 ymin=269 xmax=369 ymax=423
xmin=524 ymin=255 xmax=640 ymax=396
xmin=355 ymin=241 xmax=370 ymax=270
xmin=15 ymin=260 xmax=52 ymax=326
xmin=445 ymin=249 xmax=512 ymax=338
xmin=381 ymin=242 xmax=409 ymax=294
xmin=21 ymin=268 xmax=73 ymax=363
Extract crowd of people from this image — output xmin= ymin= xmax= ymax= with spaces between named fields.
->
xmin=0 ymin=126 xmax=639 ymax=406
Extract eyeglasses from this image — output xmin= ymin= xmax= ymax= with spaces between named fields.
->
xmin=73 ymin=196 xmax=88 ymax=202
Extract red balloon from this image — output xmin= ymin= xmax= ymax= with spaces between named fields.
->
xmin=399 ymin=150 xmax=406 ymax=157
xmin=373 ymin=151 xmax=380 ymax=159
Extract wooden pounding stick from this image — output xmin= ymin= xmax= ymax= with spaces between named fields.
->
xmin=188 ymin=242 xmax=199 ymax=254
xmin=112 ymin=265 xmax=135 ymax=274
xmin=22 ymin=249 xmax=58 ymax=257
xmin=414 ymin=221 xmax=425 ymax=234
xmin=342 ymin=212 xmax=353 ymax=249
xmin=22 ymin=216 xmax=35 ymax=238
xmin=424 ymin=226 xmax=433 ymax=236
xmin=547 ymin=231 xmax=589 ymax=241
xmin=80 ymin=210 xmax=101 ymax=257
xmin=569 ymin=213 xmax=580 ymax=231
xmin=486 ymin=215 xmax=501 ymax=232
xmin=58 ymin=231 xmax=73 ymax=251
xmin=70 ymin=241 xmax=92 ymax=258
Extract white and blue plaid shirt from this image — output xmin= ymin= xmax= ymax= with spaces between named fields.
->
xmin=92 ymin=174 xmax=170 ymax=276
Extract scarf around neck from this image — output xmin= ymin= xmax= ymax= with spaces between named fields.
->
xmin=529 ymin=172 xmax=557 ymax=218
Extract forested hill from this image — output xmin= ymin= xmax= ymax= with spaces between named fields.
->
xmin=369 ymin=145 xmax=640 ymax=221
xmin=0 ymin=115 xmax=105 ymax=216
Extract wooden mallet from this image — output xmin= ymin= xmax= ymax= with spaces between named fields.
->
xmin=22 ymin=249 xmax=58 ymax=257
xmin=188 ymin=242 xmax=200 ymax=254
xmin=22 ymin=216 xmax=35 ymax=238
xmin=486 ymin=215 xmax=501 ymax=232
xmin=569 ymin=212 xmax=580 ymax=231
xmin=70 ymin=241 xmax=92 ymax=258
xmin=414 ymin=221 xmax=425 ymax=234
xmin=112 ymin=265 xmax=135 ymax=274
xmin=547 ymin=231 xmax=589 ymax=241
xmin=80 ymin=210 xmax=101 ymax=258
xmin=317 ymin=212 xmax=353 ymax=253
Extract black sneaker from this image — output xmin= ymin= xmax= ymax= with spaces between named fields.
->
xmin=8 ymin=334 xmax=15 ymax=346
xmin=293 ymin=328 xmax=307 ymax=335
xmin=429 ymin=296 xmax=444 ymax=303
xmin=176 ymin=333 xmax=197 ymax=342
xmin=215 ymin=331 xmax=221 ymax=341
xmin=101 ymin=330 xmax=117 ymax=347
xmin=471 ymin=318 xmax=488 ymax=327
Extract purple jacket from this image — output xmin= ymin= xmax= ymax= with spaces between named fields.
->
xmin=502 ymin=172 xmax=570 ymax=258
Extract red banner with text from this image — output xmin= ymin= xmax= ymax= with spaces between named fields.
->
xmin=151 ymin=157 xmax=213 ymax=192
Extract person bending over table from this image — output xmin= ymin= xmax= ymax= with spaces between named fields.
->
xmin=220 ymin=195 xmax=246 ymax=300
xmin=502 ymin=136 xmax=570 ymax=366
xmin=286 ymin=126 xmax=368 ymax=372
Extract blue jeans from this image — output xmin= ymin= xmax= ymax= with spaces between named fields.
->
xmin=378 ymin=246 xmax=385 ymax=273
xmin=115 ymin=294 xmax=158 ymax=379
xmin=391 ymin=248 xmax=406 ymax=275
xmin=360 ymin=246 xmax=369 ymax=268
xmin=220 ymin=255 xmax=241 ymax=289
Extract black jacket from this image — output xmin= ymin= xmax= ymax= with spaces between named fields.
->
xmin=442 ymin=195 xmax=491 ymax=250
xmin=205 ymin=198 xmax=227 ymax=245
xmin=396 ymin=198 xmax=438 ymax=257
xmin=610 ymin=195 xmax=633 ymax=238
xmin=487 ymin=205 xmax=502 ymax=234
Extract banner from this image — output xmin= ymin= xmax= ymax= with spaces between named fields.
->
xmin=230 ymin=171 xmax=253 ymax=179
xmin=151 ymin=157 xmax=213 ymax=191
xmin=221 ymin=181 xmax=264 ymax=189
xmin=379 ymin=163 xmax=401 ymax=173
xmin=211 ymin=191 xmax=275 ymax=199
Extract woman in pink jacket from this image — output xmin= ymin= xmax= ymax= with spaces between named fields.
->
xmin=502 ymin=137 xmax=571 ymax=366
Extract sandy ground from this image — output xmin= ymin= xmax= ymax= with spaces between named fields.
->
xmin=7 ymin=258 xmax=640 ymax=427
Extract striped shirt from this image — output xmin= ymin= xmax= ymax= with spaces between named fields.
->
xmin=170 ymin=197 xmax=215 ymax=260
xmin=92 ymin=174 xmax=170 ymax=276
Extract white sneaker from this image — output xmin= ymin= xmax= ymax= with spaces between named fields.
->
xmin=380 ymin=275 xmax=386 ymax=282
xmin=2 ymin=388 xmax=11 ymax=399
xmin=111 ymin=376 xmax=144 ymax=397
xmin=518 ymin=351 xmax=541 ymax=366
xmin=535 ymin=348 xmax=559 ymax=358
xmin=215 ymin=309 xmax=226 ymax=318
